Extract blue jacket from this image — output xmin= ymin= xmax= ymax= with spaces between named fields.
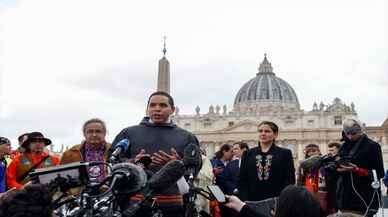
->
xmin=210 ymin=158 xmax=228 ymax=192
xmin=210 ymin=158 xmax=225 ymax=169
xmin=0 ymin=160 xmax=6 ymax=192
xmin=219 ymin=159 xmax=240 ymax=195
xmin=383 ymin=169 xmax=388 ymax=187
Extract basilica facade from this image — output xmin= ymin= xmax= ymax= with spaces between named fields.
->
xmin=172 ymin=55 xmax=388 ymax=166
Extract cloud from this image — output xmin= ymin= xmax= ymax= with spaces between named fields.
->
xmin=0 ymin=0 xmax=387 ymax=150
xmin=65 ymin=63 xmax=156 ymax=103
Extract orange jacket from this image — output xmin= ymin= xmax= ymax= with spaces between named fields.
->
xmin=305 ymin=170 xmax=319 ymax=193
xmin=6 ymin=151 xmax=60 ymax=189
xmin=209 ymin=200 xmax=222 ymax=217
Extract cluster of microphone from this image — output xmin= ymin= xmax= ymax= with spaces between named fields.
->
xmin=108 ymin=140 xmax=202 ymax=217
xmin=109 ymin=139 xmax=202 ymax=195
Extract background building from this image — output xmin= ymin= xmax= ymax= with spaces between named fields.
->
xmin=172 ymin=54 xmax=388 ymax=166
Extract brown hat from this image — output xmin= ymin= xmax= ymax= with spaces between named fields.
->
xmin=21 ymin=132 xmax=52 ymax=148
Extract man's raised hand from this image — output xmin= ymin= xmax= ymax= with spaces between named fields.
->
xmin=151 ymin=148 xmax=181 ymax=166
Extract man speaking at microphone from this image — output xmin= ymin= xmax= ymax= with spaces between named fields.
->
xmin=110 ymin=91 xmax=200 ymax=217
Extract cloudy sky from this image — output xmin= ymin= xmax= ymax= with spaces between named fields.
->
xmin=0 ymin=0 xmax=387 ymax=150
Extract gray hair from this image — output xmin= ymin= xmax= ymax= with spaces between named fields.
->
xmin=343 ymin=119 xmax=363 ymax=134
xmin=82 ymin=118 xmax=107 ymax=134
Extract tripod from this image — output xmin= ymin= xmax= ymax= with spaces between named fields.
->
xmin=184 ymin=172 xmax=213 ymax=217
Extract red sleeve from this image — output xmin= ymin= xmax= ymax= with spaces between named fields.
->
xmin=6 ymin=157 xmax=24 ymax=189
xmin=52 ymin=155 xmax=60 ymax=166
xmin=353 ymin=167 xmax=369 ymax=177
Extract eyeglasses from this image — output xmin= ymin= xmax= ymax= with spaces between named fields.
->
xmin=345 ymin=131 xmax=359 ymax=136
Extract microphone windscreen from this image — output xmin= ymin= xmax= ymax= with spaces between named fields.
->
xmin=300 ymin=155 xmax=321 ymax=171
xmin=183 ymin=143 xmax=202 ymax=168
xmin=148 ymin=160 xmax=185 ymax=192
xmin=111 ymin=162 xmax=147 ymax=195
xmin=115 ymin=139 xmax=130 ymax=151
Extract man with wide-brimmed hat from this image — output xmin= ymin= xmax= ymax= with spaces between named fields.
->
xmin=0 ymin=137 xmax=11 ymax=193
xmin=6 ymin=132 xmax=60 ymax=189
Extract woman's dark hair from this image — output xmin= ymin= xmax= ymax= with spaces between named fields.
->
xmin=304 ymin=144 xmax=320 ymax=159
xmin=0 ymin=184 xmax=53 ymax=217
xmin=275 ymin=185 xmax=322 ymax=217
xmin=82 ymin=118 xmax=107 ymax=134
xmin=258 ymin=121 xmax=279 ymax=134
xmin=258 ymin=121 xmax=279 ymax=145
xmin=233 ymin=142 xmax=249 ymax=151
xmin=214 ymin=144 xmax=232 ymax=159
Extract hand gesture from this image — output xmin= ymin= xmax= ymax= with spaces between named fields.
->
xmin=151 ymin=148 xmax=181 ymax=166
xmin=134 ymin=149 xmax=151 ymax=163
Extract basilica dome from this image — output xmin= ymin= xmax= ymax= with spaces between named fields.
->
xmin=234 ymin=54 xmax=300 ymax=111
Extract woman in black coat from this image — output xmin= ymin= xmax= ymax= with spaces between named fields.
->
xmin=238 ymin=121 xmax=295 ymax=201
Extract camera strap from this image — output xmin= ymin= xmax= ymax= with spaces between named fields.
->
xmin=16 ymin=155 xmax=50 ymax=183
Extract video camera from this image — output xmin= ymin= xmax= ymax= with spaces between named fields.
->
xmin=300 ymin=154 xmax=353 ymax=172
xmin=320 ymin=154 xmax=353 ymax=170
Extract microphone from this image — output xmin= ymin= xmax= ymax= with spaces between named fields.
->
xmin=183 ymin=143 xmax=202 ymax=176
xmin=371 ymin=169 xmax=380 ymax=189
xmin=135 ymin=156 xmax=152 ymax=169
xmin=148 ymin=160 xmax=186 ymax=192
xmin=299 ymin=155 xmax=321 ymax=171
xmin=121 ymin=160 xmax=185 ymax=217
xmin=110 ymin=139 xmax=130 ymax=162
xmin=110 ymin=162 xmax=147 ymax=195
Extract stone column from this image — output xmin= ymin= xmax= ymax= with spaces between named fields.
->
xmin=297 ymin=142 xmax=304 ymax=161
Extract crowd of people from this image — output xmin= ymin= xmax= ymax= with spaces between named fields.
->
xmin=0 ymin=91 xmax=386 ymax=217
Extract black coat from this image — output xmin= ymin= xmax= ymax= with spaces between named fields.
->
xmin=336 ymin=134 xmax=384 ymax=214
xmin=238 ymin=144 xmax=295 ymax=201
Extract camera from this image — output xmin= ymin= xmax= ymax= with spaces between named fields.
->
xmin=320 ymin=154 xmax=353 ymax=170
xmin=29 ymin=162 xmax=92 ymax=193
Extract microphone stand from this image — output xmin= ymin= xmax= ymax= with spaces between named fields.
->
xmin=184 ymin=168 xmax=212 ymax=217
